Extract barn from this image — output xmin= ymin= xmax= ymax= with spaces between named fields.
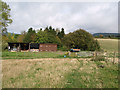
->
xmin=8 ymin=43 xmax=57 ymax=52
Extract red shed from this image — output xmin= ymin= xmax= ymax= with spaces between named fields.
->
xmin=39 ymin=43 xmax=57 ymax=51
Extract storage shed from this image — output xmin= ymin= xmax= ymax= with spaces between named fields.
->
xmin=8 ymin=42 xmax=29 ymax=52
xmin=8 ymin=43 xmax=57 ymax=52
xmin=30 ymin=43 xmax=39 ymax=52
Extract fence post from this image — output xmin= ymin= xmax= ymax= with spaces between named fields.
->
xmin=113 ymin=51 xmax=116 ymax=64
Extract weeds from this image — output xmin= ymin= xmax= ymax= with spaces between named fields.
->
xmin=91 ymin=56 xmax=105 ymax=61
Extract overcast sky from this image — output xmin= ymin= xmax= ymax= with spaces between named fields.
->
xmin=5 ymin=1 xmax=118 ymax=34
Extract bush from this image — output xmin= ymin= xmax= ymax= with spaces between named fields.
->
xmin=62 ymin=29 xmax=100 ymax=51
xmin=58 ymin=45 xmax=68 ymax=51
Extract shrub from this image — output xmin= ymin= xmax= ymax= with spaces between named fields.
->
xmin=62 ymin=29 xmax=100 ymax=51
xmin=58 ymin=45 xmax=68 ymax=51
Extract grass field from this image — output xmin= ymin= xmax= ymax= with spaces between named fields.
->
xmin=2 ymin=58 xmax=118 ymax=88
xmin=97 ymin=38 xmax=119 ymax=52
xmin=2 ymin=39 xmax=119 ymax=88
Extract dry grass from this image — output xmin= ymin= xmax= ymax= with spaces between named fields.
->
xmin=97 ymin=38 xmax=119 ymax=52
xmin=2 ymin=58 xmax=118 ymax=88
xmin=2 ymin=59 xmax=79 ymax=88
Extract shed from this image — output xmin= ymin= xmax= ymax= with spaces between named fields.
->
xmin=8 ymin=42 xmax=29 ymax=52
xmin=30 ymin=43 xmax=39 ymax=52
xmin=39 ymin=43 xmax=57 ymax=51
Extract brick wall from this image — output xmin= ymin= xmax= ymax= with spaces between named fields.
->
xmin=39 ymin=44 xmax=57 ymax=51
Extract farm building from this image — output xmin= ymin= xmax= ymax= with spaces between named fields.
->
xmin=8 ymin=43 xmax=57 ymax=52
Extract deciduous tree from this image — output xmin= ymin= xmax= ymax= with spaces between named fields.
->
xmin=0 ymin=0 xmax=12 ymax=34
xmin=63 ymin=29 xmax=100 ymax=51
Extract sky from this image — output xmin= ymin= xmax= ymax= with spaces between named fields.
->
xmin=4 ymin=1 xmax=118 ymax=34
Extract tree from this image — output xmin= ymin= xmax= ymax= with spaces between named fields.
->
xmin=44 ymin=26 xmax=49 ymax=32
xmin=40 ymin=28 xmax=42 ymax=31
xmin=0 ymin=0 xmax=12 ymax=34
xmin=6 ymin=33 xmax=17 ymax=43
xmin=55 ymin=28 xmax=60 ymax=35
xmin=35 ymin=29 xmax=61 ymax=47
xmin=35 ymin=30 xmax=48 ymax=43
xmin=17 ymin=31 xmax=26 ymax=42
xmin=44 ymin=26 xmax=56 ymax=35
xmin=2 ymin=35 xmax=8 ymax=50
xmin=23 ymin=27 xmax=36 ymax=43
xmin=63 ymin=29 xmax=100 ymax=51
xmin=57 ymin=28 xmax=65 ymax=39
xmin=61 ymin=28 xmax=65 ymax=38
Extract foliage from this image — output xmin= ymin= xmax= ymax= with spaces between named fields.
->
xmin=7 ymin=33 xmax=18 ymax=42
xmin=57 ymin=28 xmax=65 ymax=40
xmin=17 ymin=31 xmax=26 ymax=42
xmin=0 ymin=0 xmax=12 ymax=34
xmin=63 ymin=29 xmax=100 ymax=51
xmin=23 ymin=27 xmax=36 ymax=43
xmin=35 ymin=30 xmax=48 ymax=43
xmin=93 ymin=33 xmax=120 ymax=39
xmin=2 ymin=35 xmax=8 ymax=50
xmin=58 ymin=45 xmax=68 ymax=51
xmin=35 ymin=29 xmax=61 ymax=47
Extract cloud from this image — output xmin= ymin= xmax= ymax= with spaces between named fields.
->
xmin=6 ymin=2 xmax=118 ymax=34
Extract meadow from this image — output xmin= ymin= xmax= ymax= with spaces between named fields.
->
xmin=96 ymin=38 xmax=119 ymax=52
xmin=2 ymin=58 xmax=118 ymax=88
xmin=2 ymin=39 xmax=119 ymax=88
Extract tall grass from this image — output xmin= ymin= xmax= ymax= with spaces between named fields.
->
xmin=97 ymin=39 xmax=118 ymax=52
xmin=2 ymin=58 xmax=118 ymax=88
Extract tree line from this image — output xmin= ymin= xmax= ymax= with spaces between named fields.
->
xmin=2 ymin=26 xmax=65 ymax=50
xmin=2 ymin=27 xmax=100 ymax=51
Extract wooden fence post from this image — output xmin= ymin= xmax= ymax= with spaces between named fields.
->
xmin=113 ymin=52 xmax=116 ymax=64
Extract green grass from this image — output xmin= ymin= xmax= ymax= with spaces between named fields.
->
xmin=97 ymin=38 xmax=119 ymax=52
xmin=2 ymin=51 xmax=65 ymax=59
xmin=63 ymin=60 xmax=118 ymax=88
xmin=2 ymin=58 xmax=118 ymax=88
xmin=2 ymin=51 xmax=94 ymax=59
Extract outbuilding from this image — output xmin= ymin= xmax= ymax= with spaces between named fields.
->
xmin=8 ymin=42 xmax=57 ymax=52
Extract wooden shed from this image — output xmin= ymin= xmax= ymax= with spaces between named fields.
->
xmin=8 ymin=42 xmax=29 ymax=52
xmin=29 ymin=43 xmax=39 ymax=52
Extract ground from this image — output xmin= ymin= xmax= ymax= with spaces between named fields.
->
xmin=96 ymin=38 xmax=118 ymax=52
xmin=2 ymin=38 xmax=119 ymax=88
xmin=2 ymin=58 xmax=118 ymax=88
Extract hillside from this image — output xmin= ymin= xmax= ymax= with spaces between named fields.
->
xmin=93 ymin=33 xmax=120 ymax=38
